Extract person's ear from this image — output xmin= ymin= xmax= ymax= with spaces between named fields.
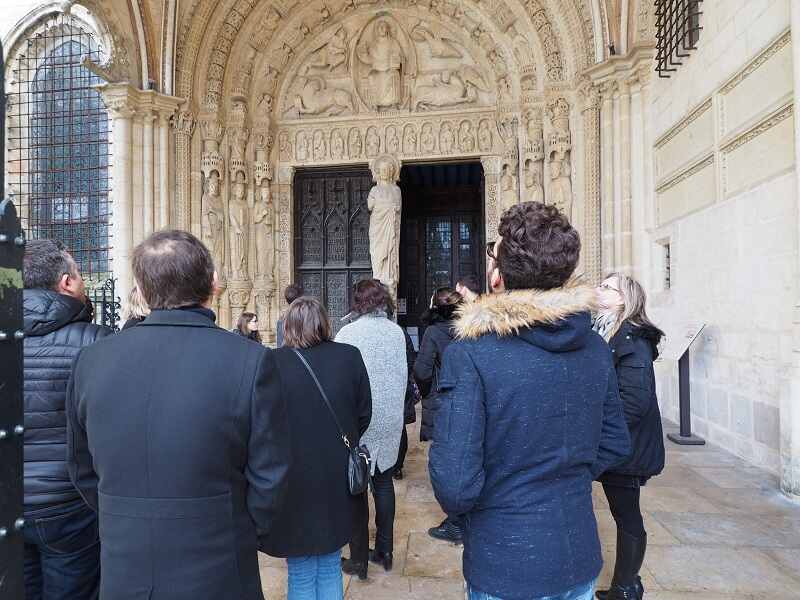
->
xmin=56 ymin=273 xmax=72 ymax=296
xmin=490 ymin=268 xmax=504 ymax=293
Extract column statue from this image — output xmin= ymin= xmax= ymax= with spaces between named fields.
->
xmin=253 ymin=183 xmax=275 ymax=279
xmin=201 ymin=171 xmax=226 ymax=271
xmin=229 ymin=174 xmax=250 ymax=280
xmin=367 ymin=154 xmax=402 ymax=300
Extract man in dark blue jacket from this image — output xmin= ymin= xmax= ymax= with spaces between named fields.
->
xmin=22 ymin=239 xmax=112 ymax=600
xmin=429 ymin=202 xmax=631 ymax=600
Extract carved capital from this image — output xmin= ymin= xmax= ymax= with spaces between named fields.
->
xmin=199 ymin=118 xmax=225 ymax=143
xmin=171 ymin=111 xmax=196 ymax=137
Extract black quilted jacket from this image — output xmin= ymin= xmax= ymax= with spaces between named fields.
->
xmin=23 ymin=288 xmax=112 ymax=511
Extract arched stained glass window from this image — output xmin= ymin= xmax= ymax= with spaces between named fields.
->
xmin=8 ymin=16 xmax=111 ymax=277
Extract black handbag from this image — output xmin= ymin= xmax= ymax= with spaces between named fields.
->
xmin=292 ymin=349 xmax=371 ymax=496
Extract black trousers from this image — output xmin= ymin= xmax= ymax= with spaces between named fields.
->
xmin=350 ymin=466 xmax=396 ymax=562
xmin=395 ymin=427 xmax=408 ymax=471
xmin=602 ymin=481 xmax=646 ymax=538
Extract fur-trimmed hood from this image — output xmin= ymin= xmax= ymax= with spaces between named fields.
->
xmin=455 ymin=284 xmax=598 ymax=343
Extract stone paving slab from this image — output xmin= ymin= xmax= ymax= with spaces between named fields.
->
xmin=257 ymin=419 xmax=800 ymax=599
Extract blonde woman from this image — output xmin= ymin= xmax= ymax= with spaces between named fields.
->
xmin=594 ymin=273 xmax=666 ymax=600
xmin=122 ymin=286 xmax=150 ymax=330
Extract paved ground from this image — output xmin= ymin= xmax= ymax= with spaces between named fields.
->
xmin=258 ymin=418 xmax=800 ymax=599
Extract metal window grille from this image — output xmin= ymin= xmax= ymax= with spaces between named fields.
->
xmin=655 ymin=0 xmax=703 ymax=78
xmin=7 ymin=12 xmax=112 ymax=279
xmin=664 ymin=243 xmax=672 ymax=290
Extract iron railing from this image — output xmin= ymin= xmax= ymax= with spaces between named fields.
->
xmin=655 ymin=0 xmax=703 ymax=78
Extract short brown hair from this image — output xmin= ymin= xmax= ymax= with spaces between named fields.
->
xmin=132 ymin=230 xmax=215 ymax=309
xmin=497 ymin=202 xmax=580 ymax=290
xmin=352 ymin=279 xmax=394 ymax=315
xmin=284 ymin=283 xmax=304 ymax=305
xmin=283 ymin=297 xmax=332 ymax=349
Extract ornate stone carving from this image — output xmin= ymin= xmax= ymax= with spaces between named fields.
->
xmin=386 ymin=125 xmax=401 ymax=155
xmin=440 ymin=121 xmax=455 ymax=153
xmin=201 ymin=171 xmax=226 ymax=276
xmin=367 ymin=155 xmax=402 ymax=300
xmin=354 ymin=17 xmax=415 ymax=111
xmin=478 ymin=118 xmax=494 ymax=152
xmin=278 ymin=131 xmax=293 ymax=161
xmin=546 ymin=97 xmax=572 ymax=218
xmin=349 ymin=128 xmax=364 ymax=158
xmin=458 ymin=120 xmax=476 ymax=153
xmin=421 ymin=121 xmax=436 ymax=153
xmin=171 ymin=111 xmax=196 ymax=137
xmin=500 ymin=161 xmax=518 ymax=211
xmin=305 ymin=26 xmax=350 ymax=74
xmin=290 ymin=76 xmax=356 ymax=117
xmin=366 ymin=126 xmax=381 ymax=158
xmin=524 ymin=108 xmax=545 ymax=202
xmin=296 ymin=131 xmax=311 ymax=161
xmin=227 ymin=280 xmax=253 ymax=321
xmin=229 ymin=173 xmax=250 ymax=281
xmin=331 ymin=129 xmax=347 ymax=160
xmin=402 ymin=124 xmax=418 ymax=155
xmin=414 ymin=67 xmax=488 ymax=110
xmin=312 ymin=129 xmax=328 ymax=161
xmin=410 ymin=20 xmax=462 ymax=58
xmin=523 ymin=0 xmax=563 ymax=81
xmin=253 ymin=176 xmax=275 ymax=281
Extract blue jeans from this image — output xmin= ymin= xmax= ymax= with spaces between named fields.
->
xmin=23 ymin=499 xmax=100 ymax=600
xmin=286 ymin=550 xmax=344 ymax=600
xmin=468 ymin=579 xmax=596 ymax=600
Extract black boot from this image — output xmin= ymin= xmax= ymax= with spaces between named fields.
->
xmin=368 ymin=548 xmax=393 ymax=572
xmin=341 ymin=558 xmax=368 ymax=580
xmin=596 ymin=530 xmax=647 ymax=600
xmin=393 ymin=468 xmax=404 ymax=480
xmin=427 ymin=518 xmax=464 ymax=545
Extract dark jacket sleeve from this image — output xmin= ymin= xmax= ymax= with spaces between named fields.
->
xmin=356 ymin=353 xmax=373 ymax=437
xmin=428 ymin=343 xmax=485 ymax=516
xmin=66 ymin=350 xmax=98 ymax=511
xmin=413 ymin=328 xmax=437 ymax=397
xmin=591 ymin=366 xmax=632 ymax=478
xmin=246 ymin=350 xmax=292 ymax=537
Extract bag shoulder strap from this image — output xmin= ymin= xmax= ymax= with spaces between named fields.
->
xmin=292 ymin=349 xmax=351 ymax=448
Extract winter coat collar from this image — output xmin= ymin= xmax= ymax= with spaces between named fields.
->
xmin=454 ymin=283 xmax=598 ymax=340
xmin=24 ymin=289 xmax=93 ymax=337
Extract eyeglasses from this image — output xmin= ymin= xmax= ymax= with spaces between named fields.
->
xmin=598 ymin=283 xmax=620 ymax=293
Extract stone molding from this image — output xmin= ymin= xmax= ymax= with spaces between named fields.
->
xmin=720 ymin=103 xmax=794 ymax=155
xmin=655 ymin=154 xmax=714 ymax=194
xmin=654 ymin=98 xmax=713 ymax=149
xmin=719 ymin=30 xmax=792 ymax=96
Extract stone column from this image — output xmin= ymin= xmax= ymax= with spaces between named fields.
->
xmin=158 ymin=112 xmax=171 ymax=229
xmin=581 ymin=83 xmax=602 ymax=284
xmin=481 ymin=155 xmax=503 ymax=242
xmin=143 ymin=110 xmax=156 ymax=237
xmin=600 ymin=81 xmax=616 ymax=275
xmin=98 ymin=84 xmax=136 ymax=309
xmin=782 ymin=1 xmax=800 ymax=497
xmin=171 ymin=110 xmax=195 ymax=230
xmin=618 ymin=80 xmax=633 ymax=274
xmin=629 ymin=75 xmax=645 ymax=280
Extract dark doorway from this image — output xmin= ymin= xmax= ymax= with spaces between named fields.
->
xmin=398 ymin=162 xmax=485 ymax=330
xmin=293 ymin=167 xmax=373 ymax=333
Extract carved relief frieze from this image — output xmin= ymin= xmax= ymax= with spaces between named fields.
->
xmin=546 ymin=96 xmax=573 ymax=218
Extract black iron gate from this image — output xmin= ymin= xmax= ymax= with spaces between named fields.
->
xmin=87 ymin=277 xmax=120 ymax=331
xmin=294 ymin=168 xmax=373 ymax=332
xmin=0 ymin=37 xmax=26 ymax=597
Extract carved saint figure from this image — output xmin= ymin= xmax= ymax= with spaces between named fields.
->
xmin=202 ymin=171 xmax=225 ymax=268
xmin=253 ymin=183 xmax=275 ymax=278
xmin=366 ymin=127 xmax=381 ymax=158
xmin=349 ymin=128 xmax=363 ymax=158
xmin=403 ymin=125 xmax=417 ymax=155
xmin=478 ymin=119 xmax=493 ymax=152
xmin=357 ymin=20 xmax=404 ymax=110
xmin=386 ymin=126 xmax=400 ymax=155
xmin=229 ymin=175 xmax=250 ymax=280
xmin=313 ymin=130 xmax=327 ymax=161
xmin=296 ymin=131 xmax=309 ymax=161
xmin=331 ymin=130 xmax=346 ymax=160
xmin=440 ymin=122 xmax=455 ymax=154
xmin=421 ymin=122 xmax=436 ymax=153
xmin=525 ymin=159 xmax=544 ymax=204
xmin=459 ymin=121 xmax=475 ymax=152
xmin=367 ymin=155 xmax=402 ymax=299
xmin=549 ymin=155 xmax=573 ymax=218
xmin=279 ymin=131 xmax=292 ymax=162
xmin=500 ymin=163 xmax=518 ymax=211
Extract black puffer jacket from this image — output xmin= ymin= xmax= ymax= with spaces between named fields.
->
xmin=402 ymin=328 xmax=418 ymax=425
xmin=600 ymin=320 xmax=665 ymax=479
xmin=413 ymin=320 xmax=456 ymax=441
xmin=23 ymin=289 xmax=112 ymax=510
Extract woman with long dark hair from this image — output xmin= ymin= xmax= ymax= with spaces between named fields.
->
xmin=414 ymin=287 xmax=464 ymax=544
xmin=233 ymin=311 xmax=262 ymax=343
xmin=594 ymin=273 xmax=666 ymax=600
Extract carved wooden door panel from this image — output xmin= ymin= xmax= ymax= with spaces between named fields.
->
xmin=294 ymin=168 xmax=373 ymax=333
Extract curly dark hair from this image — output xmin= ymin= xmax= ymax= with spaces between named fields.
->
xmin=497 ymin=202 xmax=580 ymax=290
xmin=421 ymin=287 xmax=463 ymax=324
xmin=352 ymin=279 xmax=395 ymax=315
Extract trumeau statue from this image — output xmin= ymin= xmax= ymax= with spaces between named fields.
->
xmin=229 ymin=174 xmax=250 ymax=280
xmin=356 ymin=19 xmax=405 ymax=110
xmin=202 ymin=171 xmax=225 ymax=270
xmin=367 ymin=154 xmax=402 ymax=300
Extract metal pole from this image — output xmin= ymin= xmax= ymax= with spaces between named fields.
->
xmin=667 ymin=348 xmax=705 ymax=445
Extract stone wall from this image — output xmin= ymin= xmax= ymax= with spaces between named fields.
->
xmin=0 ymin=1 xmax=41 ymax=42
xmin=648 ymin=0 xmax=795 ymax=472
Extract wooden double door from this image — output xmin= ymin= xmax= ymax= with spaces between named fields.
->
xmin=294 ymin=163 xmax=485 ymax=332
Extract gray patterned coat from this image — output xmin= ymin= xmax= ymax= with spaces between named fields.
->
xmin=335 ymin=312 xmax=407 ymax=473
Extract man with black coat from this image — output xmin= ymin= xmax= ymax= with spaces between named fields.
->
xmin=66 ymin=230 xmax=291 ymax=600
xmin=22 ymin=239 xmax=112 ymax=600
